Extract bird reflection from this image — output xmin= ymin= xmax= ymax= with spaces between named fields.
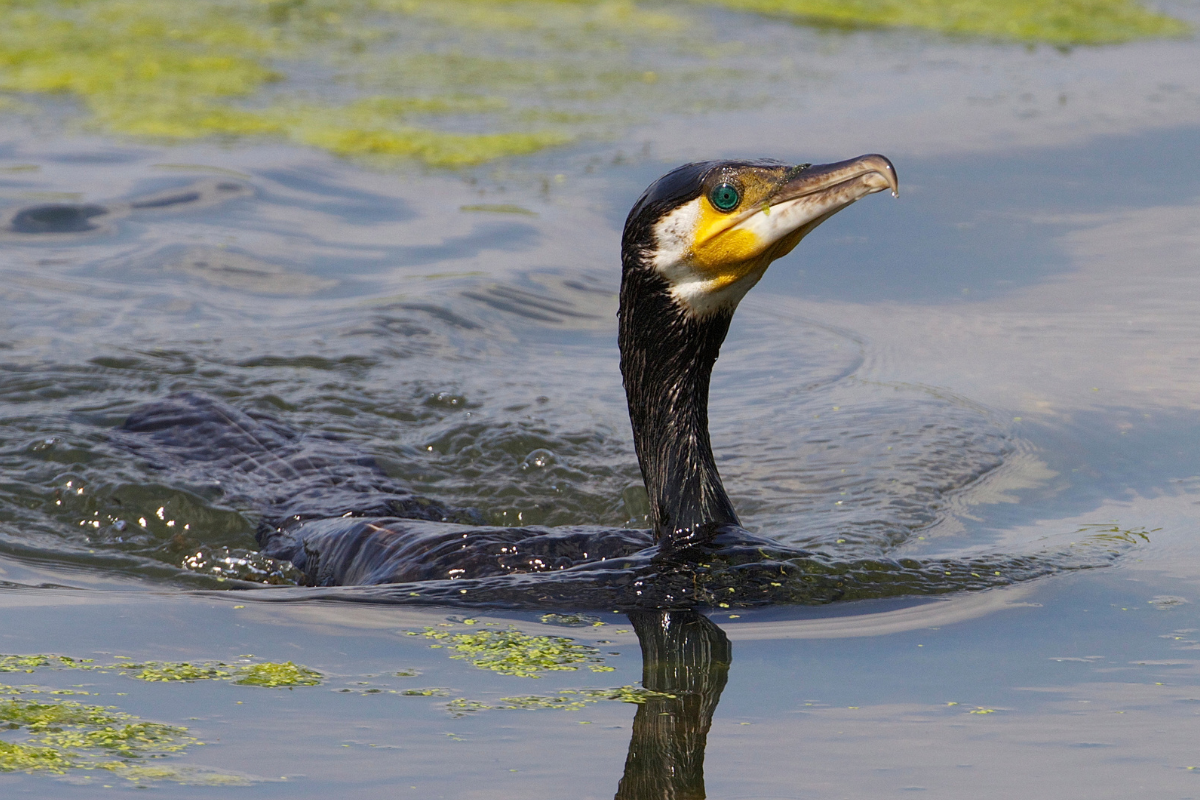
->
xmin=615 ymin=610 xmax=731 ymax=800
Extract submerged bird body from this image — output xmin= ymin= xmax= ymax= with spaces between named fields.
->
xmin=120 ymin=155 xmax=1098 ymax=607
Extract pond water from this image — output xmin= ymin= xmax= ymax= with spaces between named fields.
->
xmin=4 ymin=1 xmax=1200 ymax=796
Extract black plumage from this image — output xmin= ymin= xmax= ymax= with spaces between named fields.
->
xmin=618 ymin=237 xmax=739 ymax=543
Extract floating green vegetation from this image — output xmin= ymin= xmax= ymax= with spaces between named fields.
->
xmin=0 ymin=0 xmax=651 ymax=166
xmin=461 ymin=203 xmax=539 ymax=216
xmin=0 ymin=654 xmax=93 ymax=674
xmin=698 ymin=0 xmax=1190 ymax=45
xmin=1074 ymin=523 xmax=1158 ymax=544
xmin=0 ymin=683 xmax=198 ymax=780
xmin=130 ymin=662 xmax=235 ymax=683
xmin=410 ymin=624 xmax=615 ymax=677
xmin=0 ymin=0 xmax=1183 ymax=166
xmin=447 ymin=685 xmax=673 ymax=716
xmin=0 ymin=653 xmax=323 ymax=688
xmin=539 ymin=612 xmax=604 ymax=626
xmin=234 ymin=661 xmax=322 ymax=687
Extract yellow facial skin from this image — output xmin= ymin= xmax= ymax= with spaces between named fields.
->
xmin=683 ymin=155 xmax=898 ymax=302
xmin=689 ymin=167 xmax=794 ymax=292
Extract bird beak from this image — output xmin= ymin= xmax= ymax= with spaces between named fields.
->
xmin=775 ymin=154 xmax=899 ymax=205
xmin=736 ymin=154 xmax=898 ymax=255
xmin=662 ymin=153 xmax=898 ymax=316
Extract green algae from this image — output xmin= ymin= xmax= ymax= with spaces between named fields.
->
xmin=0 ymin=684 xmax=197 ymax=780
xmin=0 ymin=656 xmax=319 ymax=783
xmin=461 ymin=203 xmax=539 ymax=216
xmin=106 ymin=763 xmax=254 ymax=786
xmin=2 ymin=0 xmax=1183 ymax=168
xmin=539 ymin=612 xmax=603 ymax=626
xmin=295 ymin=124 xmax=570 ymax=168
xmin=0 ymin=641 xmax=668 ymax=782
xmin=411 ymin=625 xmax=613 ymax=677
xmin=0 ymin=741 xmax=74 ymax=773
xmin=0 ymin=654 xmax=92 ymax=673
xmin=1 ymin=653 xmax=323 ymax=688
xmin=445 ymin=685 xmax=674 ymax=716
xmin=234 ymin=661 xmax=322 ymax=687
xmin=697 ymin=0 xmax=1190 ymax=45
xmin=1075 ymin=523 xmax=1156 ymax=545
xmin=0 ymin=0 xmax=593 ymax=166
xmin=129 ymin=662 xmax=236 ymax=682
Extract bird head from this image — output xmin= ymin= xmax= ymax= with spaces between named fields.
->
xmin=622 ymin=154 xmax=898 ymax=318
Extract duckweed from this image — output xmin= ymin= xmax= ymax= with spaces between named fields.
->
xmin=0 ymin=654 xmax=92 ymax=673
xmin=700 ymin=0 xmax=1190 ymax=45
xmin=461 ymin=203 xmax=539 ymax=216
xmin=0 ymin=653 xmax=323 ymax=688
xmin=233 ymin=662 xmax=323 ymax=687
xmin=0 ymin=0 xmax=608 ymax=166
xmin=445 ymin=698 xmax=493 ymax=715
xmin=0 ymin=684 xmax=196 ymax=779
xmin=0 ymin=643 xmax=670 ymax=781
xmin=295 ymin=125 xmax=570 ymax=168
xmin=539 ymin=612 xmax=603 ymax=626
xmin=446 ymin=685 xmax=674 ymax=716
xmin=0 ymin=741 xmax=72 ymax=772
xmin=129 ymin=662 xmax=235 ymax=683
xmin=411 ymin=625 xmax=611 ymax=678
xmin=0 ymin=0 xmax=1184 ymax=167
xmin=0 ymin=656 xmax=320 ymax=783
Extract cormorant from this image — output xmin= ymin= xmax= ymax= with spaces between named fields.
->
xmin=120 ymin=155 xmax=1099 ymax=607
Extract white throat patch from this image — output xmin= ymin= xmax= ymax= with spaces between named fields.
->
xmin=648 ymin=198 xmax=766 ymax=319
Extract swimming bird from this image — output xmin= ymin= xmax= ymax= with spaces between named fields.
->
xmin=121 ymin=155 xmax=1097 ymax=607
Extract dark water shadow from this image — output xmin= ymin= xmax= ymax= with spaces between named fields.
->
xmin=0 ymin=178 xmax=252 ymax=241
xmin=8 ymin=203 xmax=110 ymax=233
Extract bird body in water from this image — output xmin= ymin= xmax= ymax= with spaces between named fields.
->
xmin=120 ymin=155 xmax=1106 ymax=608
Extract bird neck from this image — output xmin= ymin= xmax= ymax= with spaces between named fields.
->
xmin=619 ymin=264 xmax=741 ymax=544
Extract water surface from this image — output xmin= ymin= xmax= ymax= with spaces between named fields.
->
xmin=3 ymin=3 xmax=1200 ymax=795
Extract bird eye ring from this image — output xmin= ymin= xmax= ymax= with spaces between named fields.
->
xmin=709 ymin=183 xmax=741 ymax=212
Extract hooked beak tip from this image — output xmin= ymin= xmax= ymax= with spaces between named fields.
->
xmin=775 ymin=153 xmax=899 ymax=205
xmin=863 ymin=154 xmax=899 ymax=198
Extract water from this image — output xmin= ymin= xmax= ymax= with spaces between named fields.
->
xmin=4 ymin=2 xmax=1200 ymax=795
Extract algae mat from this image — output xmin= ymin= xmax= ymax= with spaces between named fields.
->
xmin=0 ymin=0 xmax=1189 ymax=167
xmin=0 ymin=613 xmax=664 ymax=787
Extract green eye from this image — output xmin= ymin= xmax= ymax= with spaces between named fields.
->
xmin=709 ymin=183 xmax=740 ymax=212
